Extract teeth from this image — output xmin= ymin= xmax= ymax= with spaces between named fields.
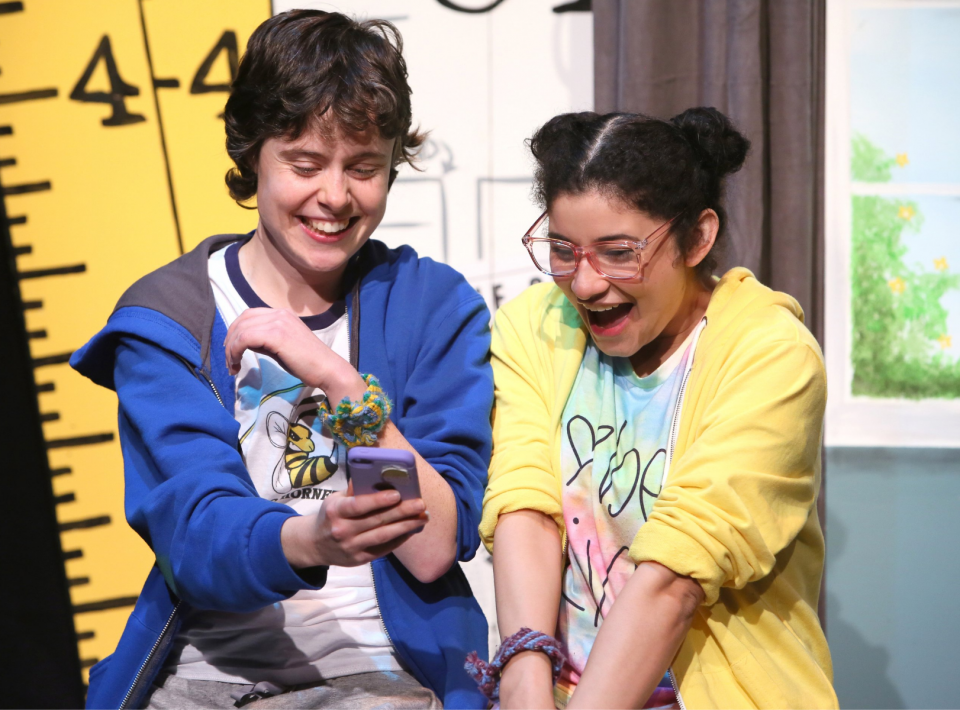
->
xmin=303 ymin=217 xmax=350 ymax=233
xmin=582 ymin=304 xmax=622 ymax=312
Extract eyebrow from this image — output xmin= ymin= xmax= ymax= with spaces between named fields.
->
xmin=546 ymin=231 xmax=641 ymax=244
xmin=277 ymin=149 xmax=390 ymax=162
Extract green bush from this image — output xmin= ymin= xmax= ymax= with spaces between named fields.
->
xmin=850 ymin=135 xmax=960 ymax=398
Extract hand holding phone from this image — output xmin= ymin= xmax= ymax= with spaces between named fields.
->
xmin=347 ymin=446 xmax=421 ymax=501
xmin=281 ymin=447 xmax=426 ymax=569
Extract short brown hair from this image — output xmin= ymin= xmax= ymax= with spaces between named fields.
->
xmin=224 ymin=10 xmax=426 ymax=204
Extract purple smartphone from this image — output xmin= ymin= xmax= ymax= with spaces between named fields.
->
xmin=347 ymin=446 xmax=421 ymax=500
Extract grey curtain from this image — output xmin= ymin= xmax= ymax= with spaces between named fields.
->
xmin=594 ymin=0 xmax=825 ymax=344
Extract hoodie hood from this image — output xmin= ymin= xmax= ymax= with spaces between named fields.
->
xmin=70 ymin=234 xmax=243 ymax=389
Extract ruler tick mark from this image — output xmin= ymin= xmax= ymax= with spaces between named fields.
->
xmin=76 ymin=631 xmax=95 ymax=641
xmin=50 ymin=467 xmax=72 ymax=477
xmin=36 ymin=381 xmax=55 ymax=393
xmin=32 ymin=351 xmax=72 ymax=368
xmin=0 ymin=89 xmax=58 ymax=105
xmin=40 ymin=411 xmax=60 ymax=422
xmin=7 ymin=215 xmax=26 ymax=226
xmin=27 ymin=328 xmax=47 ymax=340
xmin=46 ymin=432 xmax=114 ymax=449
xmin=13 ymin=243 xmax=31 ymax=255
xmin=54 ymin=492 xmax=75 ymax=505
xmin=0 ymin=157 xmax=16 ymax=168
xmin=63 ymin=549 xmax=83 ymax=560
xmin=73 ymin=596 xmax=139 ymax=614
xmin=59 ymin=515 xmax=111 ymax=532
xmin=18 ymin=263 xmax=86 ymax=279
xmin=67 ymin=576 xmax=91 ymax=587
xmin=0 ymin=1 xmax=25 ymax=14
xmin=2 ymin=179 xmax=51 ymax=196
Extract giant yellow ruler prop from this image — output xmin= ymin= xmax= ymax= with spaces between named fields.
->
xmin=0 ymin=0 xmax=269 ymax=679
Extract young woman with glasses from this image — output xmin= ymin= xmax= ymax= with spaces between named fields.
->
xmin=475 ymin=109 xmax=837 ymax=709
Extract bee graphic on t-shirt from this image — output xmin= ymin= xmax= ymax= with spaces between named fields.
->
xmin=266 ymin=401 xmax=339 ymax=493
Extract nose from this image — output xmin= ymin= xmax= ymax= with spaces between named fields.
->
xmin=569 ymin=256 xmax=608 ymax=301
xmin=315 ymin=169 xmax=350 ymax=214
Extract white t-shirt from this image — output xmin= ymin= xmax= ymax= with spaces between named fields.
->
xmin=164 ymin=241 xmax=401 ymax=685
xmin=555 ymin=319 xmax=705 ymax=708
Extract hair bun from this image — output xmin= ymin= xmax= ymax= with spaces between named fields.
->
xmin=670 ymin=107 xmax=749 ymax=177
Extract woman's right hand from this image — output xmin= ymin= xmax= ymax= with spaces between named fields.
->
xmin=281 ymin=484 xmax=428 ymax=569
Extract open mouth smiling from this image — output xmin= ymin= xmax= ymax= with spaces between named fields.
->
xmin=580 ymin=302 xmax=634 ymax=336
xmin=298 ymin=215 xmax=360 ymax=240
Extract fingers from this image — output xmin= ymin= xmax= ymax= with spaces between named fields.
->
xmin=332 ymin=493 xmax=426 ymax=531
xmin=321 ymin=492 xmax=427 ymax=565
xmin=350 ymin=516 xmax=427 ymax=557
xmin=224 ymin=308 xmax=280 ymax=375
xmin=223 ymin=308 xmax=323 ymax=377
xmin=336 ymin=488 xmax=404 ymax=517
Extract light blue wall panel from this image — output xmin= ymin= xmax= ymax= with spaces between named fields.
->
xmin=826 ymin=447 xmax=960 ymax=709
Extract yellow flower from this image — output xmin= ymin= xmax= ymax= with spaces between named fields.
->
xmin=934 ymin=257 xmax=949 ymax=272
xmin=895 ymin=152 xmax=909 ymax=167
xmin=938 ymin=334 xmax=952 ymax=349
xmin=898 ymin=205 xmax=915 ymax=220
xmin=888 ymin=277 xmax=906 ymax=294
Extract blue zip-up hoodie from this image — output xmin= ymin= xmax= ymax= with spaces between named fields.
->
xmin=70 ymin=235 xmax=492 ymax=709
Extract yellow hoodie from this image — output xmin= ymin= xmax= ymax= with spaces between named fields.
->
xmin=480 ymin=269 xmax=838 ymax=710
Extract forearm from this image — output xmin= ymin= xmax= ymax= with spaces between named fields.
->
xmin=378 ymin=421 xmax=458 ymax=582
xmin=568 ymin=562 xmax=703 ymax=710
xmin=493 ymin=510 xmax=564 ymax=710
xmin=311 ymin=358 xmax=461 ymax=581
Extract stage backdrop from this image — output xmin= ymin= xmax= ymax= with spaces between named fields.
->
xmin=0 ymin=0 xmax=592 ymax=678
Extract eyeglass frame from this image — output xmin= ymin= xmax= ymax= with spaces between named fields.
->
xmin=520 ymin=210 xmax=682 ymax=281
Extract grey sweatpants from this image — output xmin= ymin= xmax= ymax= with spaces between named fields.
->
xmin=145 ymin=670 xmax=442 ymax=709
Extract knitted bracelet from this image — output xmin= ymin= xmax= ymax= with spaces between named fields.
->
xmin=317 ymin=373 xmax=392 ymax=448
xmin=464 ymin=627 xmax=566 ymax=703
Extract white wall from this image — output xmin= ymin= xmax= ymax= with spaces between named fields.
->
xmin=273 ymin=0 xmax=594 ymax=655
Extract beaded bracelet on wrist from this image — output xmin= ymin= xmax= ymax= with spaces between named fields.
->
xmin=318 ymin=373 xmax=392 ymax=448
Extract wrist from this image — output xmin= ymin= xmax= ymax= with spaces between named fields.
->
xmin=500 ymin=653 xmax=554 ymax=708
xmin=280 ymin=514 xmax=326 ymax=568
xmin=316 ymin=360 xmax=365 ymax=403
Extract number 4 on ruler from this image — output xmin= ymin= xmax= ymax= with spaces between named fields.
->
xmin=69 ymin=35 xmax=146 ymax=127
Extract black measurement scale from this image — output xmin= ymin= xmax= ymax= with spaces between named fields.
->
xmin=0 ymin=0 xmax=268 ymax=678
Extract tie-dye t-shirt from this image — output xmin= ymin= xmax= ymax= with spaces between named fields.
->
xmin=164 ymin=241 xmax=401 ymax=685
xmin=555 ymin=319 xmax=704 ymax=708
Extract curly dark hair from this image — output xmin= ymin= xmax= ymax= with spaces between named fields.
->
xmin=528 ymin=108 xmax=750 ymax=281
xmin=223 ymin=10 xmax=427 ymax=204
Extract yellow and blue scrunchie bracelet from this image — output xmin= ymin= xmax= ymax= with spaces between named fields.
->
xmin=318 ymin=373 xmax=392 ymax=448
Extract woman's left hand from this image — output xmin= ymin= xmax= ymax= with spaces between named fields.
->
xmin=224 ymin=307 xmax=365 ymax=401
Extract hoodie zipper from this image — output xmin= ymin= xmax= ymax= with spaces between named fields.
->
xmin=660 ymin=317 xmax=705 ymax=710
xmin=668 ymin=668 xmax=687 ymax=710
xmin=198 ymin=368 xmax=225 ymax=408
xmin=118 ymin=601 xmax=181 ymax=709
xmin=368 ymin=563 xmax=394 ymax=648
xmin=121 ymin=358 xmax=226 ymax=707
xmin=665 ymin=318 xmax=706 ymax=481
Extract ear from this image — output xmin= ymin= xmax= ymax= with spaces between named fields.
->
xmin=684 ymin=209 xmax=719 ymax=268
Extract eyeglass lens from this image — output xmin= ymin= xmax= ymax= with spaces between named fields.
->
xmin=529 ymin=240 xmax=640 ymax=278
